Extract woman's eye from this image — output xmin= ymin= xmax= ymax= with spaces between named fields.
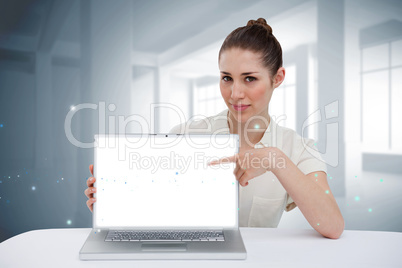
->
xmin=222 ymin=76 xmax=232 ymax=82
xmin=245 ymin=76 xmax=256 ymax=82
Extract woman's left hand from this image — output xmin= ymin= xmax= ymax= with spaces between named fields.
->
xmin=208 ymin=147 xmax=283 ymax=186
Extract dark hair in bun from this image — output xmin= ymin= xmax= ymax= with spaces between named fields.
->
xmin=246 ymin=18 xmax=273 ymax=35
xmin=219 ymin=18 xmax=282 ymax=80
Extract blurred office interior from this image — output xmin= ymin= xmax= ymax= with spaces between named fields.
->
xmin=0 ymin=0 xmax=401 ymax=242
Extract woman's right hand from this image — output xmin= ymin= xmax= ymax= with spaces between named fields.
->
xmin=85 ymin=164 xmax=97 ymax=212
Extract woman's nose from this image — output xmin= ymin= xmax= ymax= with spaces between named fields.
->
xmin=231 ymin=82 xmax=245 ymax=100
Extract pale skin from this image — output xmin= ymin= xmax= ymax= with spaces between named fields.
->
xmin=85 ymin=48 xmax=344 ymax=239
xmin=85 ymin=164 xmax=96 ymax=212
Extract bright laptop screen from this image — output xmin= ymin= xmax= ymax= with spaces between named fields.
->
xmin=94 ymin=134 xmax=238 ymax=228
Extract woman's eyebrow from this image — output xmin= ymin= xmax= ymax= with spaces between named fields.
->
xmin=220 ymin=71 xmax=258 ymax=75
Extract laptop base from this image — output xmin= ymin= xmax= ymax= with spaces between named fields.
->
xmin=79 ymin=229 xmax=247 ymax=260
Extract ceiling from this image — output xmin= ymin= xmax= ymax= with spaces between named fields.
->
xmin=130 ymin=0 xmax=260 ymax=53
xmin=0 ymin=0 xmax=316 ymax=56
xmin=0 ymin=0 xmax=261 ymax=54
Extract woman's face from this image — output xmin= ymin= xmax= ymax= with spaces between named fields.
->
xmin=219 ymin=48 xmax=282 ymax=125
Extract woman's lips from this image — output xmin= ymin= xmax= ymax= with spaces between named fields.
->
xmin=232 ymin=104 xmax=250 ymax=111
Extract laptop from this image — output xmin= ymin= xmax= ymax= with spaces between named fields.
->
xmin=79 ymin=134 xmax=247 ymax=260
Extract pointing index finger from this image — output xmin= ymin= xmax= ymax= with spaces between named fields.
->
xmin=208 ymin=154 xmax=237 ymax=166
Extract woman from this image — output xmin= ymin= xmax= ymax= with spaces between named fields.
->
xmin=85 ymin=18 xmax=344 ymax=239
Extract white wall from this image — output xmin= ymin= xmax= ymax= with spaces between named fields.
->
xmin=131 ymin=70 xmax=154 ymax=133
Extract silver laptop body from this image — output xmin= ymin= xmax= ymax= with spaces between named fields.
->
xmin=79 ymin=134 xmax=247 ymax=260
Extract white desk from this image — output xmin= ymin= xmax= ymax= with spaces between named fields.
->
xmin=0 ymin=228 xmax=401 ymax=267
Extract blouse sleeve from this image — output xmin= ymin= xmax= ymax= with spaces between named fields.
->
xmin=296 ymin=138 xmax=327 ymax=176
xmin=169 ymin=123 xmax=185 ymax=134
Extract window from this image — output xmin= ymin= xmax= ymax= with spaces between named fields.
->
xmin=193 ymin=82 xmax=227 ymax=117
xmin=269 ymin=65 xmax=296 ymax=130
xmin=361 ymin=39 xmax=402 ymax=152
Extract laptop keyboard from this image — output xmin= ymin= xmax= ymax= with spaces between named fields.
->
xmin=105 ymin=230 xmax=225 ymax=242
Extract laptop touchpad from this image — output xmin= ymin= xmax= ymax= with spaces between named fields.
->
xmin=141 ymin=243 xmax=187 ymax=252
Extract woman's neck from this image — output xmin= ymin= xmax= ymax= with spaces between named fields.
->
xmin=227 ymin=111 xmax=270 ymax=148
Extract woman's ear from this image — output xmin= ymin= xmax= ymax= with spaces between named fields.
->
xmin=273 ymin=67 xmax=286 ymax=89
